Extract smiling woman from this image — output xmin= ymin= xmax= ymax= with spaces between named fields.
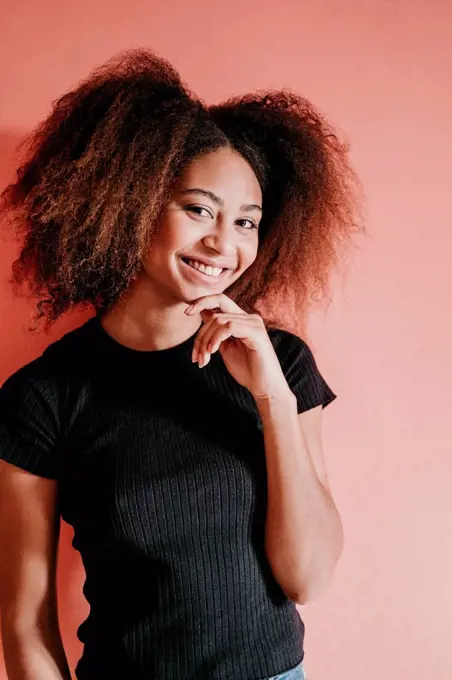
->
xmin=140 ymin=146 xmax=262 ymax=304
xmin=0 ymin=47 xmax=362 ymax=680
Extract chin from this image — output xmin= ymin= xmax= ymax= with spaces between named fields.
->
xmin=176 ymin=274 xmax=232 ymax=299
xmin=178 ymin=283 xmax=225 ymax=303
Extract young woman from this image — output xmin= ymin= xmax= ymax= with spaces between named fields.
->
xmin=0 ymin=49 xmax=362 ymax=680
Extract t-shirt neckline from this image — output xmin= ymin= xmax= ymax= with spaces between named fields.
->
xmin=89 ymin=315 xmax=201 ymax=360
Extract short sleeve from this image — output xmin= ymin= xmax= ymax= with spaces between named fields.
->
xmin=0 ymin=362 xmax=62 ymax=479
xmin=270 ymin=329 xmax=337 ymax=414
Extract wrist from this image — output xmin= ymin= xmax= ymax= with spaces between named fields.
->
xmin=253 ymin=386 xmax=296 ymax=411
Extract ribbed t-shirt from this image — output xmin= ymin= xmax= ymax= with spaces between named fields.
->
xmin=0 ymin=316 xmax=336 ymax=680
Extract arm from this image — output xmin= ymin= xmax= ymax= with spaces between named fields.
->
xmin=256 ymin=391 xmax=344 ymax=605
xmin=0 ymin=460 xmax=71 ymax=680
xmin=184 ymin=296 xmax=342 ymax=604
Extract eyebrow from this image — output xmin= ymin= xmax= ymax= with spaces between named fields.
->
xmin=179 ymin=188 xmax=262 ymax=213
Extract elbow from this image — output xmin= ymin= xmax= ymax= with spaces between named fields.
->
xmin=285 ymin=552 xmax=343 ymax=605
xmin=287 ymin=582 xmax=329 ymax=605
xmin=287 ymin=577 xmax=329 ymax=605
xmin=286 ymin=567 xmax=335 ymax=605
xmin=273 ymin=518 xmax=345 ymax=606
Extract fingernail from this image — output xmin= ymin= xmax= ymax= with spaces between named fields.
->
xmin=185 ymin=304 xmax=194 ymax=315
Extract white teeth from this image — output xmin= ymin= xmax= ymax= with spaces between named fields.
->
xmin=186 ymin=259 xmax=223 ymax=277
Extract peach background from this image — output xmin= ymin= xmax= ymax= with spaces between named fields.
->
xmin=1 ymin=1 xmax=451 ymax=678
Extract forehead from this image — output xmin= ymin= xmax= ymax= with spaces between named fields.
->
xmin=179 ymin=148 xmax=262 ymax=203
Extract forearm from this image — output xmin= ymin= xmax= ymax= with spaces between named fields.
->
xmin=2 ymin=627 xmax=71 ymax=680
xmin=257 ymin=390 xmax=343 ymax=604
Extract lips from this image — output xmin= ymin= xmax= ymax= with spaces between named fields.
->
xmin=181 ymin=256 xmax=233 ymax=270
xmin=179 ymin=257 xmax=230 ymax=285
xmin=182 ymin=258 xmax=223 ymax=275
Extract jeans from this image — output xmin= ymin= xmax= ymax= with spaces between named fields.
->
xmin=266 ymin=660 xmax=307 ymax=680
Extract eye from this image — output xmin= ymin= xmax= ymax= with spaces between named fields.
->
xmin=236 ymin=218 xmax=258 ymax=230
xmin=184 ymin=205 xmax=213 ymax=218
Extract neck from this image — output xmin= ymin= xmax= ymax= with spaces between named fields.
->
xmin=99 ymin=276 xmax=202 ymax=352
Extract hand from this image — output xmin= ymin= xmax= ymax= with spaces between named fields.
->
xmin=185 ymin=294 xmax=293 ymax=401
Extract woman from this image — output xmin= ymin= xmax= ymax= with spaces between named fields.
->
xmin=0 ymin=49 xmax=361 ymax=679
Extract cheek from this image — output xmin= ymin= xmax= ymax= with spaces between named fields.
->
xmin=241 ymin=238 xmax=259 ymax=268
xmin=144 ymin=217 xmax=187 ymax=266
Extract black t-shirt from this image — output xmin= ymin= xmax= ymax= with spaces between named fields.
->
xmin=0 ymin=316 xmax=336 ymax=680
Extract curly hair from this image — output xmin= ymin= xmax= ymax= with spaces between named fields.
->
xmin=0 ymin=48 xmax=364 ymax=333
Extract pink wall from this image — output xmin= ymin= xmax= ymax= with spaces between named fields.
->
xmin=1 ymin=1 xmax=451 ymax=678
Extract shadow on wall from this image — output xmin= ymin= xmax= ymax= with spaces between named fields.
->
xmin=0 ymin=129 xmax=88 ymax=675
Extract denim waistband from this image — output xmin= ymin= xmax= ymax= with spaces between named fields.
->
xmin=266 ymin=660 xmax=307 ymax=680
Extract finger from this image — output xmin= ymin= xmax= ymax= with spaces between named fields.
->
xmin=199 ymin=319 xmax=260 ymax=367
xmin=185 ymin=294 xmax=244 ymax=316
xmin=202 ymin=312 xmax=261 ymax=322
xmin=206 ymin=323 xmax=234 ymax=356
xmin=192 ymin=310 xmax=264 ymax=362
xmin=194 ymin=313 xmax=263 ymax=364
xmin=193 ymin=313 xmax=258 ymax=361
xmin=198 ymin=313 xmax=261 ymax=342
xmin=203 ymin=316 xmax=262 ymax=354
xmin=193 ymin=316 xmax=228 ymax=365
xmin=201 ymin=321 xmax=233 ymax=366
xmin=191 ymin=312 xmax=215 ymax=363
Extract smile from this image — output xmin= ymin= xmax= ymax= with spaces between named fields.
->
xmin=179 ymin=257 xmax=231 ymax=285
xmin=183 ymin=258 xmax=223 ymax=277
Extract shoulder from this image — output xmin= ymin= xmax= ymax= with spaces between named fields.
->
xmin=40 ymin=316 xmax=98 ymax=370
xmin=266 ymin=326 xmax=337 ymax=413
xmin=0 ymin=319 xmax=97 ymax=476
xmin=266 ymin=326 xmax=313 ymax=365
xmin=1 ymin=317 xmax=96 ymax=404
xmin=0 ymin=322 xmax=95 ymax=480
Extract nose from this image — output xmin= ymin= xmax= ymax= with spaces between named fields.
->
xmin=201 ymin=222 xmax=235 ymax=257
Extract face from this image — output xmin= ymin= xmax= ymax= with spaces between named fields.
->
xmin=141 ymin=146 xmax=263 ymax=306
